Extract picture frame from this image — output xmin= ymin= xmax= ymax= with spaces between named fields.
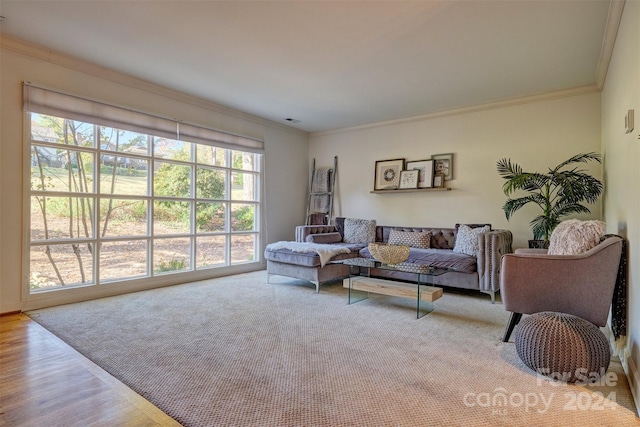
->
xmin=431 ymin=153 xmax=453 ymax=181
xmin=405 ymin=159 xmax=435 ymax=188
xmin=398 ymin=170 xmax=419 ymax=189
xmin=374 ymin=158 xmax=404 ymax=190
xmin=433 ymin=173 xmax=445 ymax=188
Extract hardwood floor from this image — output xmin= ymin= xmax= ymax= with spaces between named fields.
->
xmin=0 ymin=314 xmax=180 ymax=427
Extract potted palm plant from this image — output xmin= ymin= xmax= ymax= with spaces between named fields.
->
xmin=496 ymin=152 xmax=603 ymax=248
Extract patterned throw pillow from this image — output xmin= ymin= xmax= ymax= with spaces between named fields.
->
xmin=388 ymin=229 xmax=431 ymax=249
xmin=547 ymin=219 xmax=605 ymax=255
xmin=342 ymin=218 xmax=377 ymax=244
xmin=453 ymin=225 xmax=490 ymax=256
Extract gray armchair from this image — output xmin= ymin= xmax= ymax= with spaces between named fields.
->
xmin=500 ymin=236 xmax=623 ymax=342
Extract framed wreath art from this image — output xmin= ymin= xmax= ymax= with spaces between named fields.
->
xmin=374 ymin=158 xmax=404 ymax=190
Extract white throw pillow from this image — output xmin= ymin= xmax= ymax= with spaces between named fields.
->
xmin=547 ymin=219 xmax=605 ymax=255
xmin=453 ymin=225 xmax=490 ymax=256
xmin=343 ymin=218 xmax=377 ymax=244
xmin=388 ymin=229 xmax=431 ymax=249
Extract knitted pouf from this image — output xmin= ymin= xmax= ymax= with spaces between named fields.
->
xmin=515 ymin=312 xmax=611 ymax=383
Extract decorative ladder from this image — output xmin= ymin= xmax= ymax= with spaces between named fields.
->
xmin=305 ymin=156 xmax=337 ymax=225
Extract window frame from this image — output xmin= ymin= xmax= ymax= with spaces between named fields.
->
xmin=23 ymin=102 xmax=264 ymax=300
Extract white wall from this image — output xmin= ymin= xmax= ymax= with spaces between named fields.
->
xmin=0 ymin=38 xmax=309 ymax=313
xmin=310 ymin=92 xmax=603 ymax=249
xmin=601 ymin=0 xmax=640 ymax=412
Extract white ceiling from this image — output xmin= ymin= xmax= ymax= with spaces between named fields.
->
xmin=0 ymin=1 xmax=616 ymax=133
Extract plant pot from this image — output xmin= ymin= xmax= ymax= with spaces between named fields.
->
xmin=528 ymin=239 xmax=549 ymax=249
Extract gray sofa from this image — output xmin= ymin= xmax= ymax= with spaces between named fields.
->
xmin=265 ymin=218 xmax=513 ymax=302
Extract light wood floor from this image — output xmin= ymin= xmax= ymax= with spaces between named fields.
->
xmin=0 ymin=313 xmax=181 ymax=427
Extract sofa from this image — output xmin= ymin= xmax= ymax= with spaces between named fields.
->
xmin=265 ymin=217 xmax=513 ymax=302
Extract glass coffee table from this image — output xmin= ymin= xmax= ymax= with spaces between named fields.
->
xmin=336 ymin=258 xmax=448 ymax=319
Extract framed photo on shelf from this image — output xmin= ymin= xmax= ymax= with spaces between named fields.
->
xmin=433 ymin=173 xmax=445 ymax=188
xmin=374 ymin=158 xmax=405 ymax=190
xmin=432 ymin=153 xmax=453 ymax=180
xmin=399 ymin=170 xmax=419 ymax=189
xmin=405 ymin=159 xmax=434 ymax=188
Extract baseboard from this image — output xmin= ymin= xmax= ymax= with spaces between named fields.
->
xmin=604 ymin=325 xmax=639 ymax=416
xmin=624 ymin=347 xmax=640 ymax=417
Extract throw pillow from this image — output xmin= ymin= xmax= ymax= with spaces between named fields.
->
xmin=547 ymin=219 xmax=605 ymax=255
xmin=454 ymin=223 xmax=492 ymax=234
xmin=388 ymin=229 xmax=431 ymax=249
xmin=343 ymin=218 xmax=377 ymax=244
xmin=453 ymin=224 xmax=490 ymax=256
xmin=305 ymin=232 xmax=343 ymax=244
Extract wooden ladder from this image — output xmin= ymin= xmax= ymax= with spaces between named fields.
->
xmin=305 ymin=156 xmax=337 ymax=225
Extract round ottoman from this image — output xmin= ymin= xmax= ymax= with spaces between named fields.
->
xmin=515 ymin=312 xmax=610 ymax=383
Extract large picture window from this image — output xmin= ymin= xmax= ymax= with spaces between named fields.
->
xmin=25 ymin=84 xmax=263 ymax=292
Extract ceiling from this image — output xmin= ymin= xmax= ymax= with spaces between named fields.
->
xmin=0 ymin=1 xmax=617 ymax=133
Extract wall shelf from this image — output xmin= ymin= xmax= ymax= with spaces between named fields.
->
xmin=370 ymin=187 xmax=452 ymax=194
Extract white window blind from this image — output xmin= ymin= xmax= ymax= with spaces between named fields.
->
xmin=23 ymin=82 xmax=265 ymax=153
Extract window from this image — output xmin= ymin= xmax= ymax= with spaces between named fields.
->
xmin=25 ymin=84 xmax=263 ymax=292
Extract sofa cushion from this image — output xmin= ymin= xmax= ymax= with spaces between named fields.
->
xmin=453 ymin=225 xmax=490 ymax=256
xmin=305 ymin=232 xmax=343 ymax=244
xmin=265 ymin=243 xmax=363 ymax=268
xmin=359 ymin=247 xmax=477 ymax=274
xmin=547 ymin=219 xmax=605 ymax=255
xmin=343 ymin=218 xmax=377 ymax=244
xmin=388 ymin=229 xmax=431 ymax=249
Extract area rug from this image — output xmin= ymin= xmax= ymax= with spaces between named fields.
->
xmin=28 ymin=272 xmax=639 ymax=426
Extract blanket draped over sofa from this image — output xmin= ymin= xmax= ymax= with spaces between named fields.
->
xmin=265 ymin=241 xmax=351 ymax=268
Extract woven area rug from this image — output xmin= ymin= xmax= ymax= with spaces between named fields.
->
xmin=29 ymin=272 xmax=639 ymax=426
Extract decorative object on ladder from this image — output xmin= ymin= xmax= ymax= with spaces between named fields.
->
xmin=306 ymin=156 xmax=337 ymax=225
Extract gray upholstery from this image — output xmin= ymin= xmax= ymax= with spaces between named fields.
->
xmin=266 ymin=261 xmax=351 ymax=293
xmin=376 ymin=226 xmax=456 ymax=249
xmin=500 ymin=236 xmax=623 ymax=326
xmin=515 ymin=312 xmax=611 ymax=383
xmin=305 ymin=232 xmax=343 ymax=244
xmin=296 ymin=225 xmax=336 ymax=242
xmin=265 ymin=243 xmax=363 ymax=268
xmin=359 ymin=247 xmax=478 ymax=274
xmin=267 ymin=218 xmax=513 ymax=298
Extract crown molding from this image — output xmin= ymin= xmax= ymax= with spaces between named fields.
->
xmin=0 ymin=34 xmax=309 ymax=137
xmin=596 ymin=0 xmax=625 ymax=89
xmin=311 ymin=85 xmax=600 ymax=137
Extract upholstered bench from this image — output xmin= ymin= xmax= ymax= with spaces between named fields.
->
xmin=515 ymin=311 xmax=611 ymax=383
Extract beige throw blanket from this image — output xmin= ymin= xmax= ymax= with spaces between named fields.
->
xmin=266 ymin=241 xmax=350 ymax=267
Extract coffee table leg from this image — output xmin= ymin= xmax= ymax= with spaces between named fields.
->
xmin=348 ymin=265 xmax=368 ymax=305
xmin=417 ymin=296 xmax=434 ymax=318
xmin=417 ymin=276 xmax=435 ymax=319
